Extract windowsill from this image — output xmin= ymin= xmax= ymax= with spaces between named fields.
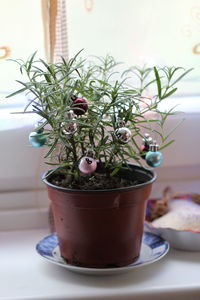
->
xmin=1 ymin=228 xmax=200 ymax=300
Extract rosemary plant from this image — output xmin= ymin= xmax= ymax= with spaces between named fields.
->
xmin=7 ymin=51 xmax=192 ymax=187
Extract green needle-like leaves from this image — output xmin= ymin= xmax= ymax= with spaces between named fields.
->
xmin=6 ymin=51 xmax=192 ymax=177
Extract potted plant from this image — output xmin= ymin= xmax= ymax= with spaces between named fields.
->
xmin=7 ymin=51 xmax=191 ymax=268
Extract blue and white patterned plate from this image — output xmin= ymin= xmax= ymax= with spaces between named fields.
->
xmin=36 ymin=232 xmax=169 ymax=275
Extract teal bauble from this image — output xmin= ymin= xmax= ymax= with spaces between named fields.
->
xmin=145 ymin=150 xmax=163 ymax=167
xmin=29 ymin=131 xmax=47 ymax=147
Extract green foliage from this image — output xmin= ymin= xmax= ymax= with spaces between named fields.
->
xmin=7 ymin=51 xmax=192 ymax=177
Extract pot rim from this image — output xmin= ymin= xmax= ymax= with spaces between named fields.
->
xmin=42 ymin=163 xmax=157 ymax=194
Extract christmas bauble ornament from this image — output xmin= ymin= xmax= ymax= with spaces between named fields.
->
xmin=29 ymin=131 xmax=47 ymax=147
xmin=145 ymin=143 xmax=163 ymax=167
xmin=60 ymin=110 xmax=77 ymax=135
xmin=79 ymin=156 xmax=97 ymax=174
xmin=60 ymin=121 xmax=77 ymax=135
xmin=140 ymin=133 xmax=153 ymax=159
xmin=115 ymin=127 xmax=131 ymax=144
xmin=72 ymin=97 xmax=88 ymax=115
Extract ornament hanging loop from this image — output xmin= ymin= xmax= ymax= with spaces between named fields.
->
xmin=85 ymin=149 xmax=95 ymax=158
xmin=116 ymin=118 xmax=125 ymax=128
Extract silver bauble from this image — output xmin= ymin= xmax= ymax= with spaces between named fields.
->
xmin=115 ymin=127 xmax=131 ymax=143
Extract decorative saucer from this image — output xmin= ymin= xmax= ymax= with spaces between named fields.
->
xmin=36 ymin=232 xmax=169 ymax=275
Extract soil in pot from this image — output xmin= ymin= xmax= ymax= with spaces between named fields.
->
xmin=48 ymin=164 xmax=147 ymax=190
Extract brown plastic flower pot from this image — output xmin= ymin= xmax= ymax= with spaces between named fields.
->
xmin=43 ymin=164 xmax=156 ymax=268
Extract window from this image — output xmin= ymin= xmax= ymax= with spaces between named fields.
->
xmin=0 ymin=0 xmax=68 ymax=230
xmin=0 ymin=0 xmax=47 ymax=222
xmin=0 ymin=0 xmax=45 ymax=95
xmin=1 ymin=0 xmax=199 ymax=231
xmin=67 ymin=0 xmax=200 ymax=95
xmin=66 ymin=0 xmax=200 ymax=197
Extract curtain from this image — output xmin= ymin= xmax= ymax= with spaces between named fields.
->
xmin=41 ymin=0 xmax=69 ymax=63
